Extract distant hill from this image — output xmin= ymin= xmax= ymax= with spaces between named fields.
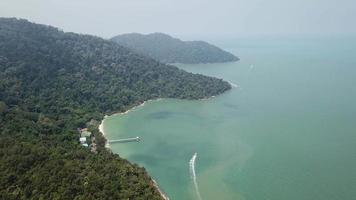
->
xmin=111 ymin=33 xmax=239 ymax=64
xmin=0 ymin=18 xmax=231 ymax=199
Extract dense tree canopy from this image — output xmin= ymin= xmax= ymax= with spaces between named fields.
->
xmin=111 ymin=33 xmax=239 ymax=64
xmin=0 ymin=18 xmax=231 ymax=199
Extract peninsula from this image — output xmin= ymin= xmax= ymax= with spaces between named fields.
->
xmin=111 ymin=33 xmax=239 ymax=64
xmin=0 ymin=18 xmax=231 ymax=199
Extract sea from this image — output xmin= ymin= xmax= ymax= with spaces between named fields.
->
xmin=103 ymin=36 xmax=356 ymax=200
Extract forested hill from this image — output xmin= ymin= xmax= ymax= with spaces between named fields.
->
xmin=0 ymin=18 xmax=231 ymax=199
xmin=111 ymin=33 xmax=239 ymax=64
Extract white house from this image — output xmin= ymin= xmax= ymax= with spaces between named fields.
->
xmin=79 ymin=137 xmax=86 ymax=144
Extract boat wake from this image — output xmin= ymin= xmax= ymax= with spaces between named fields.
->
xmin=189 ymin=152 xmax=202 ymax=200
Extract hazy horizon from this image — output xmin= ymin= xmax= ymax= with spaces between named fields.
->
xmin=1 ymin=0 xmax=355 ymax=40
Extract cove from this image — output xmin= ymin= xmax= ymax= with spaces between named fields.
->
xmin=102 ymin=36 xmax=356 ymax=200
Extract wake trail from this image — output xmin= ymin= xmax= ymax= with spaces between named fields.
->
xmin=189 ymin=152 xmax=202 ymax=200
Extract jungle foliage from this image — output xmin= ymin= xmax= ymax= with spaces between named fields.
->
xmin=0 ymin=18 xmax=231 ymax=199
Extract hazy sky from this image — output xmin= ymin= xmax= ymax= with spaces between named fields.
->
xmin=0 ymin=0 xmax=355 ymax=39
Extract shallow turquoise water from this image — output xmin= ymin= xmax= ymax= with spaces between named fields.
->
xmin=104 ymin=36 xmax=356 ymax=200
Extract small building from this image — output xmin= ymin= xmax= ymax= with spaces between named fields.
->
xmin=79 ymin=137 xmax=87 ymax=144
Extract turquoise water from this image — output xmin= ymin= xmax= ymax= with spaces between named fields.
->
xmin=104 ymin=36 xmax=356 ymax=200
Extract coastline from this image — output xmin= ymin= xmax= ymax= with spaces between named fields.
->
xmin=97 ymin=89 xmax=235 ymax=199
xmin=152 ymin=179 xmax=170 ymax=200
xmin=98 ymin=87 xmax=237 ymax=146
xmin=97 ymin=98 xmax=169 ymax=200
xmin=228 ymin=81 xmax=239 ymax=88
xmin=98 ymin=115 xmax=110 ymax=148
xmin=201 ymin=82 xmax=238 ymax=101
xmin=98 ymin=98 xmax=163 ymax=139
xmin=98 ymin=101 xmax=149 ymax=148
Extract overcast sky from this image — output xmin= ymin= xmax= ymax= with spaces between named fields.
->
xmin=0 ymin=0 xmax=355 ymax=39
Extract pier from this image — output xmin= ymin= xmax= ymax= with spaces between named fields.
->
xmin=108 ymin=136 xmax=141 ymax=143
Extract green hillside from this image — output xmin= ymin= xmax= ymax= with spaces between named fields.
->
xmin=0 ymin=18 xmax=231 ymax=199
xmin=111 ymin=33 xmax=239 ymax=64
